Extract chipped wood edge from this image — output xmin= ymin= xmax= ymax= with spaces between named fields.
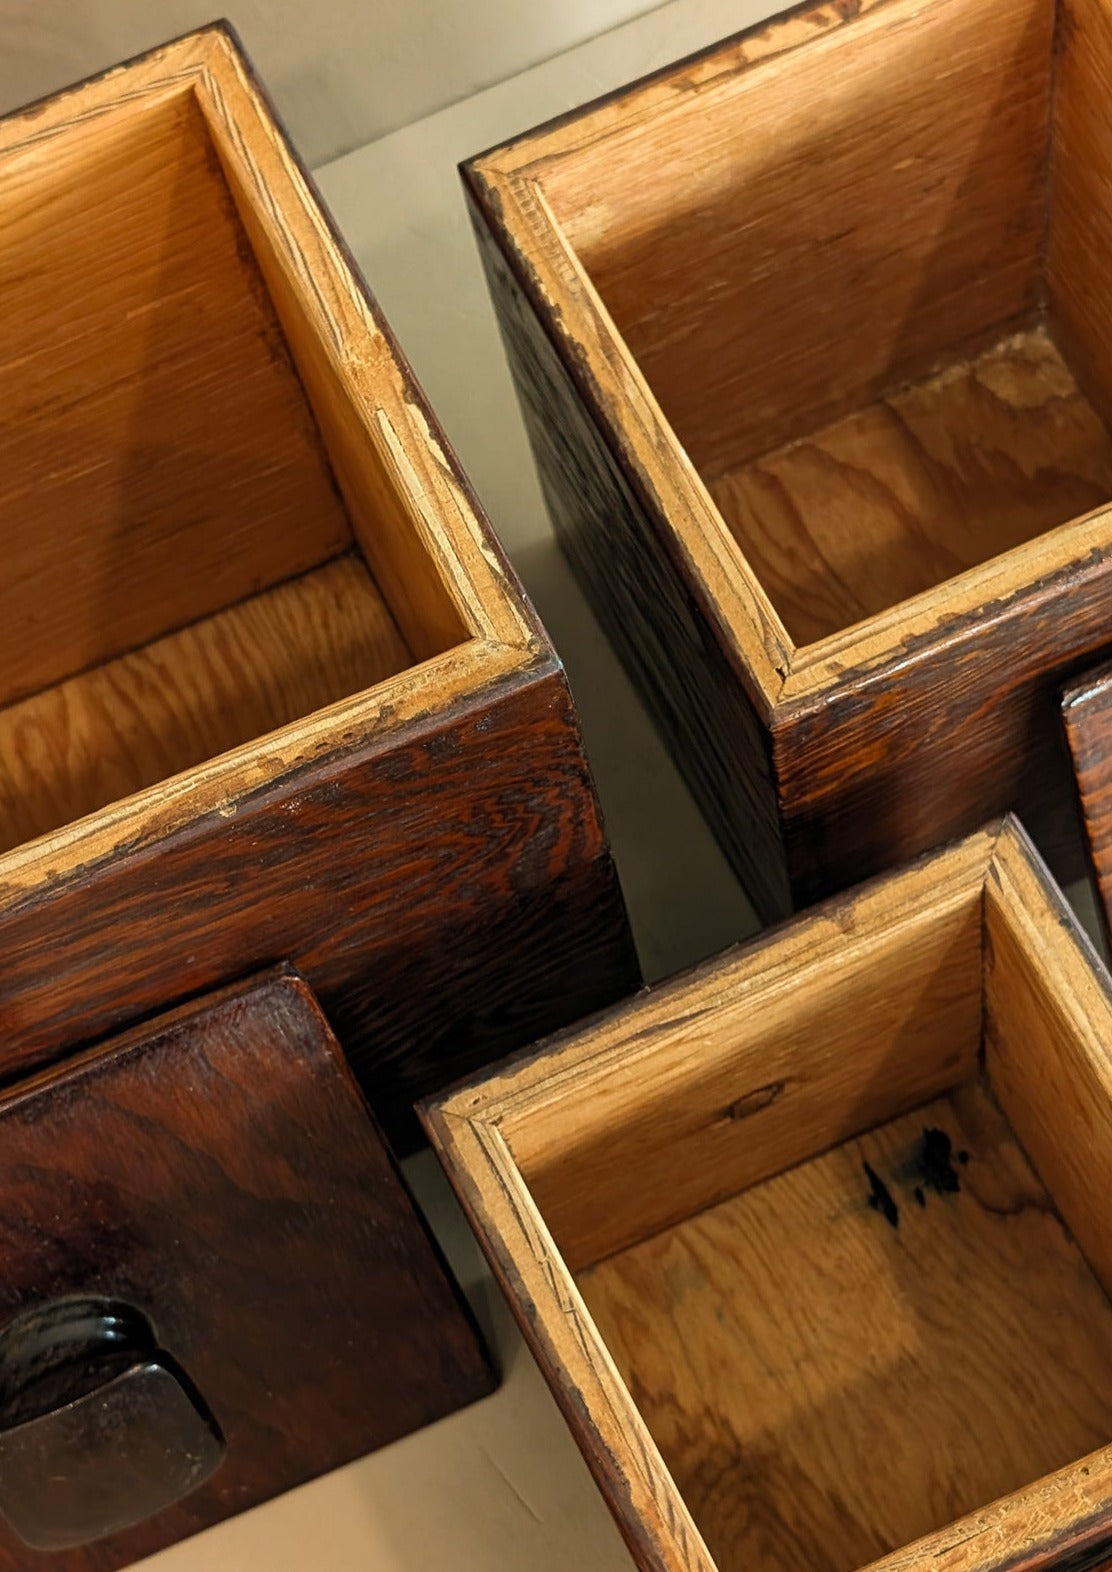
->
xmin=0 ymin=27 xmax=544 ymax=900
xmin=424 ymin=817 xmax=1112 ymax=1572
xmin=468 ymin=0 xmax=1112 ymax=710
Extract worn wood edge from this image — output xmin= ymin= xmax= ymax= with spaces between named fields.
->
xmin=193 ymin=31 xmax=535 ymax=656
xmin=421 ymin=815 xmax=1112 ymax=1572
xmin=466 ymin=0 xmax=1112 ymax=712
xmin=421 ymin=1104 xmax=714 ymax=1572
xmin=0 ymin=637 xmax=538 ymax=902
xmin=430 ymin=821 xmax=1001 ymax=1138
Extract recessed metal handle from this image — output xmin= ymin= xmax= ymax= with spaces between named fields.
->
xmin=0 ymin=1298 xmax=224 ymax=1551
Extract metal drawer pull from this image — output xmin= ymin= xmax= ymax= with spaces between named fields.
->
xmin=0 ymin=1299 xmax=224 ymax=1551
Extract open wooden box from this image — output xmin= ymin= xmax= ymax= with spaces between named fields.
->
xmin=427 ymin=819 xmax=1112 ymax=1572
xmin=465 ymin=0 xmax=1112 ymax=920
xmin=0 ymin=23 xmax=636 ymax=1144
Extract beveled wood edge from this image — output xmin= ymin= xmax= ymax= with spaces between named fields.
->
xmin=465 ymin=0 xmax=1112 ymax=710
xmin=0 ymin=637 xmax=540 ymax=901
xmin=422 ymin=815 xmax=1112 ymax=1572
xmin=0 ymin=26 xmax=555 ymax=899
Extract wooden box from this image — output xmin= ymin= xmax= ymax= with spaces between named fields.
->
xmin=0 ymin=967 xmax=492 ymax=1570
xmin=1062 ymin=662 xmax=1112 ymax=943
xmin=426 ymin=819 xmax=1112 ymax=1572
xmin=464 ymin=0 xmax=1112 ymax=920
xmin=0 ymin=23 xmax=636 ymax=1145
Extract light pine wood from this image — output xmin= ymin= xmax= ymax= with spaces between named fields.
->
xmin=425 ymin=820 xmax=1112 ymax=1572
xmin=1046 ymin=0 xmax=1112 ymax=434
xmin=709 ymin=326 xmax=1112 ymax=643
xmin=578 ymin=1085 xmax=1112 ymax=1572
xmin=497 ymin=835 xmax=987 ymax=1271
xmin=545 ymin=0 xmax=1052 ymax=478
xmin=0 ymin=554 xmax=411 ymax=853
xmin=983 ymin=826 xmax=1112 ymax=1299
xmin=0 ymin=86 xmax=352 ymax=709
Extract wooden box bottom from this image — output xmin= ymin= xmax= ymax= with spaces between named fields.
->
xmin=580 ymin=1078 xmax=1112 ymax=1572
xmin=709 ymin=322 xmax=1112 ymax=647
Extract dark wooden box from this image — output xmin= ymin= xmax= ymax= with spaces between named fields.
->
xmin=0 ymin=23 xmax=637 ymax=1145
xmin=465 ymin=0 xmax=1112 ymax=920
xmin=426 ymin=819 xmax=1112 ymax=1572
xmin=0 ymin=968 xmax=492 ymax=1570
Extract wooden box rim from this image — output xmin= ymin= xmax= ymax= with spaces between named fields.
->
xmin=424 ymin=816 xmax=1112 ymax=1572
xmin=0 ymin=21 xmax=543 ymax=902
xmin=461 ymin=0 xmax=1112 ymax=722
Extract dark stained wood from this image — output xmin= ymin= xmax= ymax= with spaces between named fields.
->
xmin=0 ymin=660 xmax=636 ymax=1152
xmin=1062 ymin=661 xmax=1112 ymax=944
xmin=0 ymin=968 xmax=493 ymax=1571
xmin=464 ymin=0 xmax=1112 ymax=918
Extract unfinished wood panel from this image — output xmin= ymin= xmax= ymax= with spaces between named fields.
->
xmin=542 ymin=0 xmax=1053 ymax=477
xmin=1046 ymin=0 xmax=1112 ymax=432
xmin=500 ymin=838 xmax=987 ymax=1272
xmin=578 ymin=1086 xmax=1112 ymax=1572
xmin=0 ymin=85 xmax=353 ymax=708
xmin=983 ymin=828 xmax=1112 ymax=1298
xmin=0 ymin=554 xmax=412 ymax=852
xmin=196 ymin=58 xmax=479 ymax=663
xmin=710 ymin=325 xmax=1112 ymax=644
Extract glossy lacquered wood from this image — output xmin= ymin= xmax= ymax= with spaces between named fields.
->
xmin=1062 ymin=661 xmax=1112 ymax=945
xmin=465 ymin=0 xmax=1112 ymax=918
xmin=425 ymin=820 xmax=1112 ymax=1572
xmin=0 ymin=968 xmax=492 ymax=1571
xmin=0 ymin=24 xmax=637 ymax=1147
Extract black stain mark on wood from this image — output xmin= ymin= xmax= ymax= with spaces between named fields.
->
xmin=915 ymin=1127 xmax=963 ymax=1196
xmin=864 ymin=1162 xmax=899 ymax=1228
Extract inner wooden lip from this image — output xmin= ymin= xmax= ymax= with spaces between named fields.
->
xmin=525 ymin=0 xmax=1112 ymax=651
xmin=0 ymin=75 xmax=472 ymax=855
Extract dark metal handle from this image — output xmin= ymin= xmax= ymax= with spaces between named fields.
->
xmin=0 ymin=1298 xmax=224 ymax=1551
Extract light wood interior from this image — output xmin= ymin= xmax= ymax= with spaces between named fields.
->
xmin=578 ymin=1085 xmax=1112 ymax=1572
xmin=531 ymin=0 xmax=1112 ymax=643
xmin=0 ymin=73 xmax=471 ymax=847
xmin=487 ymin=831 xmax=1112 ymax=1572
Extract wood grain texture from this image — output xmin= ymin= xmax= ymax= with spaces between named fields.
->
xmin=0 ymin=84 xmax=352 ymax=710
xmin=425 ymin=820 xmax=1112 ymax=1572
xmin=467 ymin=202 xmax=792 ymax=921
xmin=0 ymin=553 xmax=411 ymax=852
xmin=467 ymin=0 xmax=1112 ymax=916
xmin=0 ymin=660 xmax=637 ymax=1151
xmin=1063 ymin=662 xmax=1112 ymax=948
xmin=545 ymin=0 xmax=1053 ymax=477
xmin=578 ymin=1085 xmax=1112 ymax=1572
xmin=0 ymin=25 xmax=636 ymax=1147
xmin=711 ymin=326 xmax=1112 ymax=644
xmin=0 ymin=967 xmax=493 ymax=1571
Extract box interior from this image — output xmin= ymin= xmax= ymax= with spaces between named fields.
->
xmin=504 ymin=871 xmax=1112 ymax=1572
xmin=534 ymin=0 xmax=1112 ymax=644
xmin=0 ymin=83 xmax=469 ymax=853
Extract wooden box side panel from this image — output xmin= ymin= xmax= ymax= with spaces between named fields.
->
xmin=983 ymin=823 xmax=1112 ymax=1298
xmin=0 ymin=663 xmax=638 ymax=1149
xmin=466 ymin=191 xmax=792 ymax=924
xmin=539 ymin=0 xmax=1054 ymax=476
xmin=499 ymin=842 xmax=985 ymax=1272
xmin=772 ymin=554 xmax=1112 ymax=902
xmin=0 ymin=78 xmax=352 ymax=711
xmin=1046 ymin=0 xmax=1112 ymax=431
